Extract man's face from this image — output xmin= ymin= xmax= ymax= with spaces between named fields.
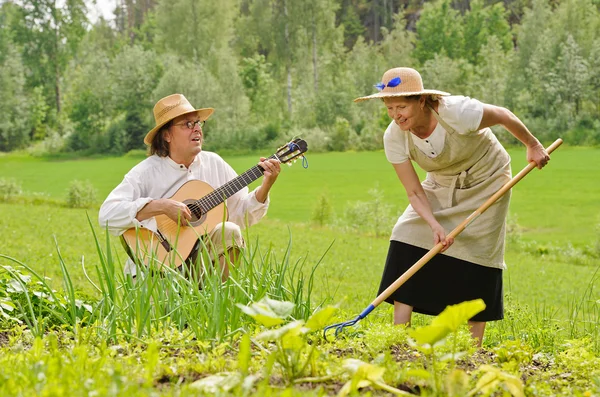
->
xmin=165 ymin=112 xmax=204 ymax=159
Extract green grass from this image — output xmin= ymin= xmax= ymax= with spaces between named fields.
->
xmin=1 ymin=148 xmax=600 ymax=396
xmin=1 ymin=147 xmax=599 ymax=311
xmin=2 ymin=146 xmax=598 ymax=246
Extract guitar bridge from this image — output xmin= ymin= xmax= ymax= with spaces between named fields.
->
xmin=155 ymin=229 xmax=172 ymax=252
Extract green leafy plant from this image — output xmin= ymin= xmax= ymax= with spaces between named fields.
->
xmin=311 ymin=192 xmax=333 ymax=226
xmin=239 ymin=297 xmax=338 ymax=384
xmin=339 ymin=358 xmax=413 ymax=396
xmin=65 ymin=179 xmax=97 ymax=208
xmin=0 ymin=178 xmax=22 ymax=202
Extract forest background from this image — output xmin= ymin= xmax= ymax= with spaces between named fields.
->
xmin=1 ymin=0 xmax=600 ymax=156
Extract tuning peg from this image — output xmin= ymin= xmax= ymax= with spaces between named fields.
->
xmin=287 ymin=162 xmax=293 ymax=167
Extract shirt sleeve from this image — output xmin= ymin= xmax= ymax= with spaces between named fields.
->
xmin=98 ymin=172 xmax=153 ymax=236
xmin=217 ymin=157 xmax=270 ymax=229
xmin=439 ymin=96 xmax=485 ymax=135
xmin=383 ymin=122 xmax=410 ymax=164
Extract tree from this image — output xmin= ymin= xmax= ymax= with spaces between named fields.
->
xmin=18 ymin=0 xmax=88 ymax=116
xmin=0 ymin=43 xmax=31 ymax=151
xmin=413 ymin=0 xmax=463 ymax=64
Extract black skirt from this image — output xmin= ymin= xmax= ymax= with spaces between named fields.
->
xmin=377 ymin=241 xmax=503 ymax=322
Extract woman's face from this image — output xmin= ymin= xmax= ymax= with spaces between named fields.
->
xmin=384 ymin=96 xmax=424 ymax=131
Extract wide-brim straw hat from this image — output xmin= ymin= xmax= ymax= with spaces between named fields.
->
xmin=144 ymin=94 xmax=214 ymax=145
xmin=354 ymin=67 xmax=450 ymax=103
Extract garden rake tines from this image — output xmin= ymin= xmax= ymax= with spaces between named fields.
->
xmin=323 ymin=138 xmax=564 ymax=340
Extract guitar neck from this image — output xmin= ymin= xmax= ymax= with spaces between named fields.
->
xmin=195 ymin=155 xmax=275 ymax=212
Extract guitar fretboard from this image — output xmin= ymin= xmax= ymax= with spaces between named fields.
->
xmin=191 ymin=155 xmax=277 ymax=215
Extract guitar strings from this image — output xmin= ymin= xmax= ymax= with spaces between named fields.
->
xmin=158 ymin=148 xmax=303 ymax=235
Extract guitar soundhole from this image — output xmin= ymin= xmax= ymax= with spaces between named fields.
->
xmin=183 ymin=200 xmax=206 ymax=226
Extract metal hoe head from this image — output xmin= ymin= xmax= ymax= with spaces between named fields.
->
xmin=323 ymin=315 xmax=362 ymax=340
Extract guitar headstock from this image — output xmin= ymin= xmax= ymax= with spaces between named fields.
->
xmin=275 ymin=138 xmax=308 ymax=164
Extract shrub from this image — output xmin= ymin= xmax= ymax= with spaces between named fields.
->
xmin=65 ymin=180 xmax=97 ymax=208
xmin=0 ymin=178 xmax=22 ymax=202
xmin=342 ymin=184 xmax=395 ymax=237
xmin=311 ymin=193 xmax=333 ymax=226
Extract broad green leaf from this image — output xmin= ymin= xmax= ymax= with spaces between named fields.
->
xmin=236 ymin=298 xmax=295 ymax=327
xmin=431 ymin=299 xmax=486 ymax=331
xmin=305 ymin=306 xmax=338 ymax=331
xmin=338 ymin=379 xmax=371 ymax=397
xmin=281 ymin=332 xmax=305 ymax=350
xmin=190 ymin=372 xmax=242 ymax=393
xmin=237 ymin=302 xmax=285 ymax=327
xmin=405 ymin=369 xmax=432 ymax=379
xmin=263 ymin=297 xmax=295 ymax=318
xmin=476 ymin=371 xmax=500 ymax=394
xmin=503 ymin=376 xmax=525 ymax=397
xmin=445 ymin=369 xmax=469 ymax=397
xmin=409 ymin=324 xmax=450 ymax=346
xmin=343 ymin=359 xmax=385 ymax=382
xmin=256 ymin=320 xmax=305 ymax=341
xmin=0 ymin=301 xmax=15 ymax=312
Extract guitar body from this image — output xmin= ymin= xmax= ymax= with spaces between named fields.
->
xmin=121 ymin=180 xmax=227 ymax=269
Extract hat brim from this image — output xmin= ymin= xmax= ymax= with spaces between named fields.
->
xmin=354 ymin=90 xmax=450 ymax=103
xmin=144 ymin=108 xmax=214 ymax=145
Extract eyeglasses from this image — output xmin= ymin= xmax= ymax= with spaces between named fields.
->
xmin=172 ymin=120 xmax=205 ymax=130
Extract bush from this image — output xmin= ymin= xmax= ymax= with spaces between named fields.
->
xmin=0 ymin=178 xmax=22 ymax=201
xmin=342 ymin=184 xmax=395 ymax=237
xmin=66 ymin=180 xmax=98 ymax=208
xmin=311 ymin=193 xmax=333 ymax=226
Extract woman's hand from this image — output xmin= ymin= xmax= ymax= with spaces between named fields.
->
xmin=431 ymin=222 xmax=454 ymax=252
xmin=527 ymin=142 xmax=550 ymax=169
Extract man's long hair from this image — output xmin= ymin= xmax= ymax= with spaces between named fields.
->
xmin=148 ymin=122 xmax=171 ymax=157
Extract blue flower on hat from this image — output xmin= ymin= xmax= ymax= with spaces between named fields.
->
xmin=374 ymin=76 xmax=402 ymax=91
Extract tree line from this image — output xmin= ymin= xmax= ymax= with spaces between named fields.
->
xmin=0 ymin=0 xmax=599 ymax=155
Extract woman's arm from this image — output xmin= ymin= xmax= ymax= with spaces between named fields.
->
xmin=393 ymin=161 xmax=454 ymax=251
xmin=479 ymin=104 xmax=550 ymax=169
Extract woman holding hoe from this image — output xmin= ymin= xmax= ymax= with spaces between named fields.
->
xmin=355 ymin=67 xmax=550 ymax=346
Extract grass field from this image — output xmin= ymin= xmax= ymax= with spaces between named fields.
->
xmin=1 ymin=145 xmax=599 ymax=244
xmin=1 ymin=146 xmax=598 ymax=314
xmin=1 ymin=147 xmax=599 ymax=396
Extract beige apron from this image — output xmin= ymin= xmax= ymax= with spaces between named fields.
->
xmin=391 ymin=106 xmax=512 ymax=269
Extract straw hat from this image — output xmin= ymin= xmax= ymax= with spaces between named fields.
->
xmin=354 ymin=67 xmax=450 ymax=103
xmin=144 ymin=94 xmax=214 ymax=145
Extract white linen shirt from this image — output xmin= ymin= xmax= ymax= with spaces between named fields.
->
xmin=98 ymin=151 xmax=269 ymax=236
xmin=383 ymin=96 xmax=484 ymax=164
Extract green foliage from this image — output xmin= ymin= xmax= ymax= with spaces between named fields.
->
xmin=65 ymin=180 xmax=98 ymax=209
xmin=0 ymin=178 xmax=22 ymax=202
xmin=311 ymin=192 xmax=333 ymax=226
xmin=342 ymin=184 xmax=395 ymax=237
xmin=0 ymin=44 xmax=31 ymax=152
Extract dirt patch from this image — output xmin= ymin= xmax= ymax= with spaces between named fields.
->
xmin=0 ymin=331 xmax=10 ymax=347
xmin=456 ymin=349 xmax=497 ymax=372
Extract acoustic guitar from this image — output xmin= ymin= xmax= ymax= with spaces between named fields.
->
xmin=120 ymin=138 xmax=308 ymax=269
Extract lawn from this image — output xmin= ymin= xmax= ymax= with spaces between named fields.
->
xmin=1 ymin=147 xmax=599 ymax=396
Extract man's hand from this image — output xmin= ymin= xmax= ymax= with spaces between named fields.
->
xmin=255 ymin=157 xmax=281 ymax=203
xmin=159 ymin=198 xmax=192 ymax=224
xmin=260 ymin=157 xmax=281 ymax=185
